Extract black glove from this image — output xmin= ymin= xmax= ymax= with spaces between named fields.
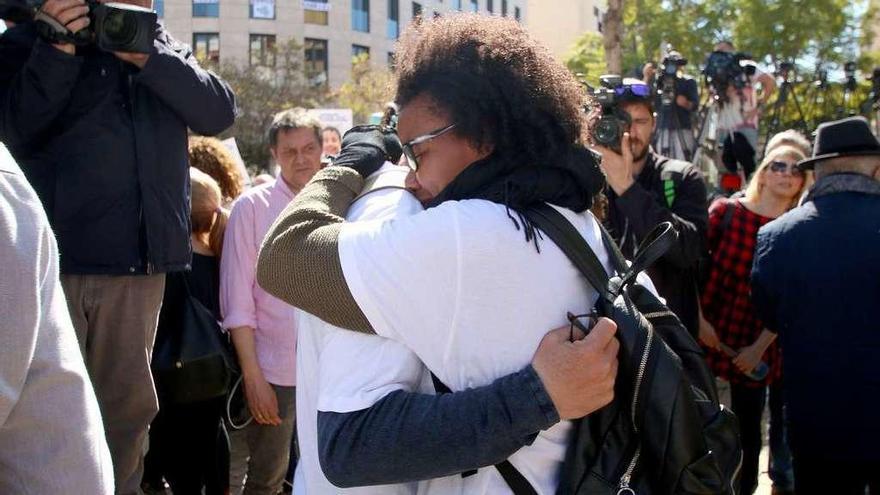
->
xmin=332 ymin=125 xmax=403 ymax=178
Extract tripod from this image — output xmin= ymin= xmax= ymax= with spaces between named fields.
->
xmin=653 ymin=102 xmax=696 ymax=162
xmin=762 ymin=72 xmax=808 ymax=155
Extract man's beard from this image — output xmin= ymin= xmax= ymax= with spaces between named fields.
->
xmin=631 ymin=139 xmax=649 ymax=162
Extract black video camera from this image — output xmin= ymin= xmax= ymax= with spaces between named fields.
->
xmin=3 ymin=0 xmax=157 ymax=53
xmin=658 ymin=51 xmax=687 ymax=106
xmin=589 ymin=75 xmax=632 ymax=154
xmin=703 ymin=50 xmax=757 ymax=102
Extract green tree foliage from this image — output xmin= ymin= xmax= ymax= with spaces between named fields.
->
xmin=565 ymin=0 xmax=873 ymax=134
xmin=214 ymin=39 xmax=330 ymax=170
xmin=565 ymin=32 xmax=606 ymax=87
xmin=568 ymin=0 xmax=861 ymax=77
xmin=335 ymin=54 xmax=395 ymax=125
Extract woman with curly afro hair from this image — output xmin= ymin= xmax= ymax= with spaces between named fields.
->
xmin=258 ymin=14 xmax=617 ymax=493
xmin=188 ymin=136 xmax=246 ymax=205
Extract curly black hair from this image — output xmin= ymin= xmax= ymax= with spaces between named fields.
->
xmin=393 ymin=14 xmax=588 ymax=167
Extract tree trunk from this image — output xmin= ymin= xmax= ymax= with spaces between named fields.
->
xmin=603 ymin=0 xmax=624 ymax=74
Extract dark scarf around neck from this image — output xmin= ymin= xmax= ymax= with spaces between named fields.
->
xmin=426 ymin=144 xmax=606 ymax=247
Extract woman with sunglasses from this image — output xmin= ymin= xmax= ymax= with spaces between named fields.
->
xmin=698 ymin=144 xmax=810 ymax=495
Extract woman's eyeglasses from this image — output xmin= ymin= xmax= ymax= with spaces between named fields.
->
xmin=401 ymin=123 xmax=457 ymax=172
xmin=768 ymin=160 xmax=805 ymax=177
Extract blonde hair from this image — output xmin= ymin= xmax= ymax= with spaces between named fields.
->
xmin=744 ymin=145 xmax=810 ymax=210
xmin=190 ymin=167 xmax=229 ymax=259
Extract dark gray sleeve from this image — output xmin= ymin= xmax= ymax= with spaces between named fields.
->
xmin=317 ymin=365 xmax=559 ymax=488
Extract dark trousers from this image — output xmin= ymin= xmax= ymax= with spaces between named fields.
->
xmin=768 ymin=381 xmax=794 ymax=490
xmin=793 ymin=455 xmax=880 ymax=495
xmin=143 ymin=397 xmax=230 ymax=494
xmin=722 ymin=131 xmax=757 ymax=178
xmin=731 ymin=383 xmax=767 ymax=495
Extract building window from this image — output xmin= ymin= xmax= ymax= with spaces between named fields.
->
xmin=192 ymin=0 xmax=219 ymax=17
xmin=412 ymin=1 xmax=422 ymax=20
xmin=154 ymin=0 xmax=164 ymax=16
xmin=352 ymin=0 xmax=370 ymax=32
xmin=352 ymin=44 xmax=370 ymax=63
xmin=388 ymin=51 xmax=395 ymax=68
xmin=501 ymin=0 xmax=506 ymax=16
xmin=469 ymin=0 xmax=477 ymax=12
xmin=486 ymin=0 xmax=492 ymax=13
xmin=387 ymin=0 xmax=399 ymax=39
xmin=249 ymin=34 xmax=276 ymax=66
xmin=193 ymin=33 xmax=220 ymax=63
xmin=453 ymin=0 xmax=461 ymax=9
xmin=514 ymin=6 xmax=520 ymax=21
xmin=249 ymin=0 xmax=275 ymax=18
xmin=305 ymin=38 xmax=329 ymax=86
xmin=304 ymin=0 xmax=329 ymax=25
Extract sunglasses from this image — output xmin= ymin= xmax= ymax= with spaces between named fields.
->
xmin=614 ymin=83 xmax=652 ymax=99
xmin=768 ymin=160 xmax=804 ymax=177
xmin=401 ymin=123 xmax=457 ymax=172
xmin=567 ymin=311 xmax=599 ymax=342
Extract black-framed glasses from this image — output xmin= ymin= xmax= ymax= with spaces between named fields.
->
xmin=401 ymin=123 xmax=457 ymax=172
xmin=768 ymin=160 xmax=804 ymax=177
xmin=567 ymin=311 xmax=599 ymax=342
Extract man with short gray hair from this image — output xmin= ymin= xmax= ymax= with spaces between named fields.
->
xmin=221 ymin=108 xmax=323 ymax=495
xmin=751 ymin=116 xmax=880 ymax=495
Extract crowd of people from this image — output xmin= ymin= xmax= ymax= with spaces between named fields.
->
xmin=1 ymin=5 xmax=879 ymax=495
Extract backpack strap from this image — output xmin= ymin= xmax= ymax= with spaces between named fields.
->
xmin=657 ymin=157 xmax=691 ymax=208
xmin=523 ymin=204 xmax=676 ymax=299
xmin=430 ymin=373 xmax=538 ymax=495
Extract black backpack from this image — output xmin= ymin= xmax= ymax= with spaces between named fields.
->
xmin=518 ymin=204 xmax=743 ymax=495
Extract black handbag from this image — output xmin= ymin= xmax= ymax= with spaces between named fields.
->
xmin=152 ymin=273 xmax=236 ymax=405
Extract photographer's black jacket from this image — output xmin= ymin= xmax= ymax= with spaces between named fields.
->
xmin=604 ymin=151 xmax=708 ymax=337
xmin=0 ymin=22 xmax=236 ymax=274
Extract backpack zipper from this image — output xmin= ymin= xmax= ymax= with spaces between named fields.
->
xmin=617 ymin=320 xmax=654 ymax=495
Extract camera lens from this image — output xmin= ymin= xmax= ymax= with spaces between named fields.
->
xmin=102 ymin=9 xmax=139 ymax=47
xmin=594 ymin=117 xmax=619 ymax=146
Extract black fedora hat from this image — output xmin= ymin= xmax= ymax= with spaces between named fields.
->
xmin=799 ymin=116 xmax=880 ymax=169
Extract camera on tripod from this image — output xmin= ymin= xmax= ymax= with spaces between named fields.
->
xmin=703 ymin=50 xmax=757 ymax=102
xmin=588 ymin=75 xmax=632 ymax=154
xmin=658 ymin=50 xmax=687 ymax=106
xmin=1 ymin=0 xmax=157 ymax=53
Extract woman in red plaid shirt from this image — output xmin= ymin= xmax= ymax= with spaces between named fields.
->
xmin=698 ymin=144 xmax=810 ymax=495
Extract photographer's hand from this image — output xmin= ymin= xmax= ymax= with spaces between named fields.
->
xmin=39 ymin=0 xmax=90 ymax=55
xmin=595 ymin=132 xmax=635 ymax=196
xmin=675 ymin=94 xmax=693 ymax=110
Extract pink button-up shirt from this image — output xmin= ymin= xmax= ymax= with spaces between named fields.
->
xmin=221 ymin=178 xmax=298 ymax=386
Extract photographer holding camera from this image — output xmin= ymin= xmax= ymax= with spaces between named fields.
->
xmin=653 ymin=51 xmax=699 ymax=161
xmin=593 ymin=77 xmax=708 ymax=338
xmin=0 ymin=1 xmax=236 ymax=493
xmin=709 ymin=41 xmax=776 ymax=179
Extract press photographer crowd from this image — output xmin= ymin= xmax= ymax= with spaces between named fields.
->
xmin=0 ymin=2 xmax=878 ymax=495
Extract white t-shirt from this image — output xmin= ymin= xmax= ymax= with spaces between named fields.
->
xmin=294 ymin=165 xmax=433 ymax=495
xmin=338 ymin=199 xmax=614 ymax=495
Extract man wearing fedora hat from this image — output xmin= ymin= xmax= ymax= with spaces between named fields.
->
xmin=751 ymin=116 xmax=880 ymax=495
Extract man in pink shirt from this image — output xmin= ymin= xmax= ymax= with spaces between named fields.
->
xmin=221 ymin=108 xmax=323 ymax=495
